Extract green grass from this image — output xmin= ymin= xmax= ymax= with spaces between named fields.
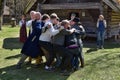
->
xmin=0 ymin=26 xmax=120 ymax=80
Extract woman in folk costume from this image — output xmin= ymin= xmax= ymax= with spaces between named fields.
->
xmin=19 ymin=14 xmax=27 ymax=43
xmin=26 ymin=14 xmax=50 ymax=66
xmin=27 ymin=11 xmax=36 ymax=35
xmin=26 ymin=11 xmax=41 ymax=65
xmin=16 ymin=12 xmax=43 ymax=69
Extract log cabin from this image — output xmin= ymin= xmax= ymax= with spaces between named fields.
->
xmin=24 ymin=0 xmax=120 ymax=39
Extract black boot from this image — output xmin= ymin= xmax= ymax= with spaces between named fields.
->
xmin=26 ymin=61 xmax=31 ymax=65
xmin=80 ymin=59 xmax=84 ymax=68
xmin=16 ymin=63 xmax=22 ymax=69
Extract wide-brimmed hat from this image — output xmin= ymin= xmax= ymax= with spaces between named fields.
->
xmin=72 ymin=17 xmax=80 ymax=23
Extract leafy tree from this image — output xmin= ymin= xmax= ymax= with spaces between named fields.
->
xmin=6 ymin=0 xmax=30 ymax=17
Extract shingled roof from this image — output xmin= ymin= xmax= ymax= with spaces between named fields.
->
xmin=23 ymin=0 xmax=120 ymax=14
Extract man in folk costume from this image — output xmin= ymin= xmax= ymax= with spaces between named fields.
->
xmin=19 ymin=14 xmax=27 ymax=43
xmin=49 ymin=13 xmax=61 ymax=67
xmin=69 ymin=17 xmax=85 ymax=69
xmin=16 ymin=12 xmax=42 ymax=69
xmin=52 ymin=20 xmax=75 ymax=74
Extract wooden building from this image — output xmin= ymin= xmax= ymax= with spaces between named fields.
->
xmin=25 ymin=0 xmax=120 ymax=39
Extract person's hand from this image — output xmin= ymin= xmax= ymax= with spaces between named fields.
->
xmin=72 ymin=28 xmax=76 ymax=32
xmin=58 ymin=26 xmax=63 ymax=31
xmin=69 ymin=28 xmax=76 ymax=33
xmin=47 ymin=24 xmax=51 ymax=28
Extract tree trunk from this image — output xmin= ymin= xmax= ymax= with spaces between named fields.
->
xmin=0 ymin=0 xmax=2 ymax=30
xmin=0 ymin=0 xmax=6 ymax=30
xmin=0 ymin=15 xmax=3 ymax=30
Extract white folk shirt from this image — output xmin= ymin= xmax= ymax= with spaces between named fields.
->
xmin=26 ymin=20 xmax=33 ymax=34
xmin=39 ymin=21 xmax=59 ymax=42
xmin=19 ymin=20 xmax=26 ymax=27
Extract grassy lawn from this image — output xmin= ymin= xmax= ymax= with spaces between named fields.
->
xmin=0 ymin=26 xmax=120 ymax=80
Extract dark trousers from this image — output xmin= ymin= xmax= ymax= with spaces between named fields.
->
xmin=53 ymin=44 xmax=73 ymax=70
xmin=69 ymin=44 xmax=84 ymax=68
xmin=78 ymin=45 xmax=84 ymax=67
xmin=39 ymin=41 xmax=54 ymax=67
xmin=72 ymin=55 xmax=79 ymax=68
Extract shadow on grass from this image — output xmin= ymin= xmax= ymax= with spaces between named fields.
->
xmin=86 ymin=53 xmax=120 ymax=67
xmin=86 ymin=48 xmax=98 ymax=53
xmin=5 ymin=54 xmax=21 ymax=59
xmin=84 ymin=42 xmax=120 ymax=49
xmin=0 ymin=63 xmax=68 ymax=80
xmin=67 ymin=53 xmax=120 ymax=80
xmin=2 ymin=37 xmax=23 ymax=50
xmin=84 ymin=41 xmax=120 ymax=54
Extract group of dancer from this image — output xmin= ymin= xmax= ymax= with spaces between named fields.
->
xmin=17 ymin=10 xmax=86 ymax=75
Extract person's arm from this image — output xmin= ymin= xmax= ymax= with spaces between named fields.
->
xmin=74 ymin=25 xmax=85 ymax=35
xmin=49 ymin=23 xmax=60 ymax=36
xmin=104 ymin=20 xmax=107 ymax=28
xmin=96 ymin=19 xmax=99 ymax=28
xmin=19 ymin=20 xmax=23 ymax=27
xmin=60 ymin=28 xmax=75 ymax=35
xmin=41 ymin=22 xmax=50 ymax=33
xmin=26 ymin=20 xmax=32 ymax=28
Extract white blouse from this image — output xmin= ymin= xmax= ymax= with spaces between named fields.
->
xmin=39 ymin=21 xmax=59 ymax=42
xmin=26 ymin=20 xmax=33 ymax=34
xmin=19 ymin=20 xmax=26 ymax=27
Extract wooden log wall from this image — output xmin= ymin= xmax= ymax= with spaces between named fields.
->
xmin=43 ymin=9 xmax=94 ymax=22
xmin=105 ymin=9 xmax=120 ymax=37
xmin=43 ymin=9 xmax=81 ymax=20
xmin=45 ymin=0 xmax=100 ymax=4
xmin=110 ymin=11 xmax=120 ymax=26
